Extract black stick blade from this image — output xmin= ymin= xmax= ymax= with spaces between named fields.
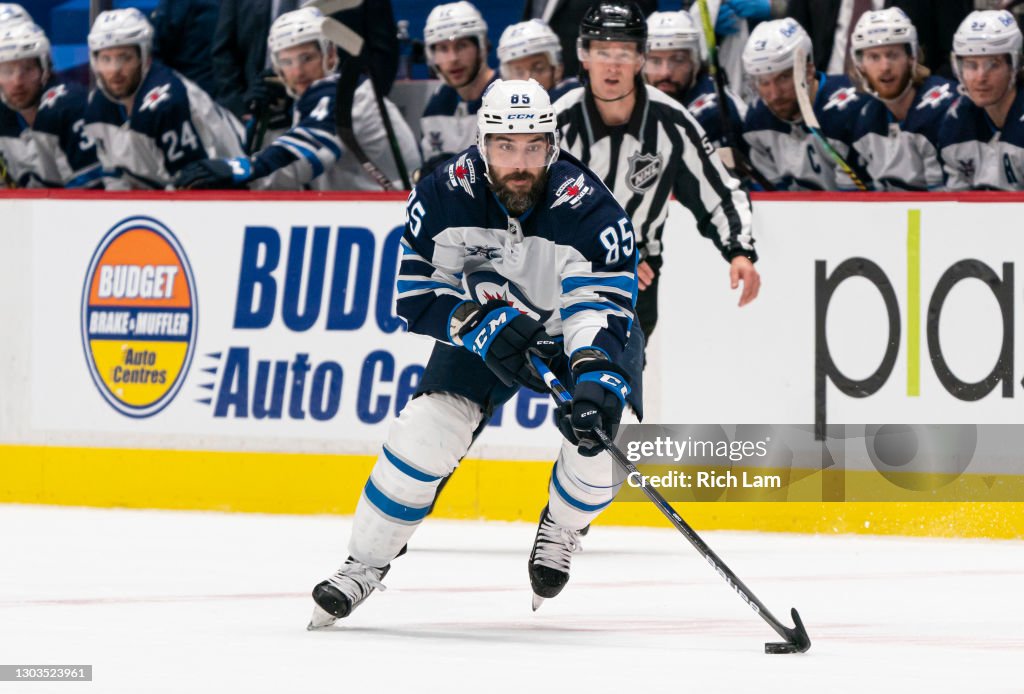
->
xmin=764 ymin=608 xmax=811 ymax=654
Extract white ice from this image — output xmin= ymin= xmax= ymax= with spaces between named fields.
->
xmin=1 ymin=504 xmax=1022 ymax=693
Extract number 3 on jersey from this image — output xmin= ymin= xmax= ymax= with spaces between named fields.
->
xmin=599 ymin=217 xmax=634 ymax=265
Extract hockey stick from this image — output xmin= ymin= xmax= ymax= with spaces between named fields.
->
xmin=530 ymin=355 xmax=811 ymax=654
xmin=695 ymin=0 xmax=775 ymax=191
xmin=365 ymin=61 xmax=412 ymax=189
xmin=792 ymin=46 xmax=869 ymax=191
xmin=335 ymin=53 xmax=397 ymax=191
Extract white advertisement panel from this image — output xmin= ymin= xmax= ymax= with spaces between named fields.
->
xmin=657 ymin=198 xmax=1024 ymax=427
xmin=24 ymin=197 xmax=561 ymax=457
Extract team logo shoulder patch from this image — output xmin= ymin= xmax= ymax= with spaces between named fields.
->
xmin=688 ymin=92 xmax=717 ymax=117
xmin=823 ymin=87 xmax=858 ymax=112
xmin=39 ymin=84 xmax=68 ymax=110
xmin=140 ymin=83 xmax=172 ymax=112
xmin=447 ymin=153 xmax=476 ymax=198
xmin=917 ymin=83 xmax=953 ymax=110
xmin=626 ymin=151 xmax=663 ymax=194
xmin=551 ymin=172 xmax=592 ymax=209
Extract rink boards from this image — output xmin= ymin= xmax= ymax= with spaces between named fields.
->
xmin=2 ymin=190 xmax=1023 ymax=538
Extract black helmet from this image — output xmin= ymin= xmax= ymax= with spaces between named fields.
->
xmin=578 ymin=2 xmax=647 ymax=49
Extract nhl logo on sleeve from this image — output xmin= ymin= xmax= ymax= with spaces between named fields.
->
xmin=626 ymin=152 xmax=663 ymax=194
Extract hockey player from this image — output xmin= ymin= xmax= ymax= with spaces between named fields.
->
xmin=497 ymin=20 xmax=579 ymax=103
xmin=849 ymin=9 xmax=954 ymax=191
xmin=0 ymin=21 xmax=102 ymax=187
xmin=174 ymin=8 xmax=420 ymax=191
xmin=555 ymin=2 xmax=758 ymax=341
xmin=308 ymin=79 xmax=644 ymax=626
xmin=0 ymin=3 xmax=28 ymax=26
xmin=643 ymin=11 xmax=747 ymax=150
xmin=419 ymin=1 xmax=497 ymax=174
xmin=742 ymin=19 xmax=868 ymax=191
xmin=939 ymin=10 xmax=1024 ymax=191
xmin=82 ymin=8 xmax=245 ymax=189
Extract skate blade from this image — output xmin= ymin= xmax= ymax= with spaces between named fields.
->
xmin=307 ymin=604 xmax=339 ymax=630
xmin=531 ymin=594 xmax=545 ymax=612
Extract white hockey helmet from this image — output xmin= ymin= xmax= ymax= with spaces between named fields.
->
xmin=742 ymin=18 xmax=813 ymax=77
xmin=424 ymin=1 xmax=488 ymax=64
xmin=268 ymin=7 xmax=336 ymax=94
xmin=646 ymin=11 xmax=702 ymax=61
xmin=497 ymin=20 xmax=561 ymax=73
xmin=952 ymin=10 xmax=1023 ymax=74
xmin=88 ymin=8 xmax=154 ymax=99
xmin=0 ymin=3 xmax=30 ymax=27
xmin=0 ymin=21 xmax=51 ymax=84
xmin=476 ymin=78 xmax=559 ymax=173
xmin=851 ymin=8 xmax=918 ymax=63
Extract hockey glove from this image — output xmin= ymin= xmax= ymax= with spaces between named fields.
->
xmin=452 ymin=299 xmax=561 ymax=391
xmin=714 ymin=3 xmax=740 ymax=35
xmin=557 ymin=352 xmax=631 ymax=457
xmin=175 ymin=157 xmax=252 ymax=190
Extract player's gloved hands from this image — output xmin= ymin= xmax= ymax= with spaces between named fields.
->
xmin=557 ymin=353 xmax=631 ymax=457
xmin=724 ymin=0 xmax=771 ymax=20
xmin=174 ymin=157 xmax=252 ymax=190
xmin=714 ymin=3 xmax=740 ymax=35
xmin=452 ymin=299 xmax=561 ymax=391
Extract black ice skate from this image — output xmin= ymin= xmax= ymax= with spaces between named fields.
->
xmin=528 ymin=506 xmax=583 ymax=611
xmin=307 ymin=557 xmax=390 ymax=630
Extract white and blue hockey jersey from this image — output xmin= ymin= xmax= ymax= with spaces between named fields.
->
xmin=398 ymin=147 xmax=637 ymax=365
xmin=0 ymin=80 xmax=101 ymax=188
xmin=743 ymin=74 xmax=867 ymax=191
xmin=419 ymin=74 xmax=498 ymax=166
xmin=938 ymin=88 xmax=1024 ymax=191
xmin=680 ymin=73 xmax=747 ymax=149
xmin=249 ymin=75 xmax=420 ymax=191
xmin=83 ymin=61 xmax=245 ymax=189
xmin=852 ymin=77 xmax=955 ymax=191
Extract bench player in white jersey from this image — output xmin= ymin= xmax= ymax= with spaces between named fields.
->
xmin=174 ymin=8 xmax=420 ymax=191
xmin=741 ymin=19 xmax=868 ymax=191
xmin=643 ymin=11 xmax=746 ymax=151
xmin=419 ymin=1 xmax=497 ymax=175
xmin=849 ymin=9 xmax=954 ymax=191
xmin=497 ymin=19 xmax=579 ymax=103
xmin=0 ymin=22 xmax=102 ymax=187
xmin=82 ymin=8 xmax=245 ymax=189
xmin=939 ymin=11 xmax=1024 ymax=191
xmin=308 ymin=79 xmax=645 ymax=626
xmin=554 ymin=2 xmax=758 ymax=341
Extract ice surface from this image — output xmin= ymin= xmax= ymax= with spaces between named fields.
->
xmin=1 ymin=505 xmax=1022 ymax=693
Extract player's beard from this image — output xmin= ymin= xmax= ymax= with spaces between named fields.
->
xmin=490 ymin=169 xmax=547 ymax=217
xmin=653 ymin=78 xmax=684 ymax=101
xmin=4 ymin=82 xmax=42 ymax=111
xmin=106 ymin=69 xmax=143 ymax=100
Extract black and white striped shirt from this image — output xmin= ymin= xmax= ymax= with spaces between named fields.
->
xmin=553 ymin=83 xmax=755 ymax=262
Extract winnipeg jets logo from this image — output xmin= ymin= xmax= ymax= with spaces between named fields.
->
xmin=957 ymin=159 xmax=976 ymax=179
xmin=626 ymin=152 xmax=663 ymax=194
xmin=688 ymin=92 xmax=717 ymax=117
xmin=551 ymin=173 xmax=591 ymax=209
xmin=447 ymin=153 xmax=476 ymax=198
xmin=39 ymin=84 xmax=67 ymax=110
xmin=139 ymin=84 xmax=171 ymax=112
xmin=917 ymin=83 xmax=952 ymax=110
xmin=428 ymin=131 xmax=443 ymax=153
xmin=823 ymin=87 xmax=858 ymax=112
xmin=465 ymin=245 xmax=502 ymax=259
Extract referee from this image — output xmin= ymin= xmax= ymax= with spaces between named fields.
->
xmin=554 ymin=1 xmax=760 ymax=340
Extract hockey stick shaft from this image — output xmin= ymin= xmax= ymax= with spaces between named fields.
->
xmin=366 ymin=64 xmax=412 ymax=189
xmin=335 ymin=54 xmax=396 ymax=191
xmin=792 ymin=46 xmax=869 ymax=191
xmin=695 ymin=0 xmax=775 ymax=191
xmin=530 ymin=355 xmax=810 ymax=653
